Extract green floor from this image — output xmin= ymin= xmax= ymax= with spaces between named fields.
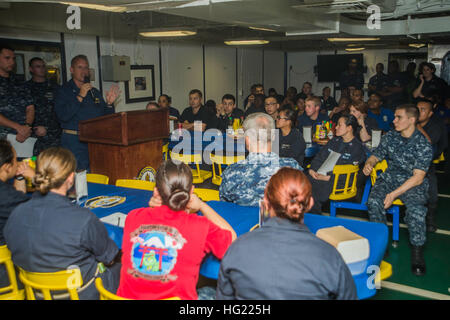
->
xmin=332 ymin=171 xmax=450 ymax=300
xmin=196 ymin=167 xmax=450 ymax=300
xmin=373 ymin=288 xmax=431 ymax=300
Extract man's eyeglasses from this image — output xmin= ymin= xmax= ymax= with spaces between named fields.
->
xmin=276 ymin=116 xmax=289 ymax=120
xmin=265 ymin=102 xmax=277 ymax=106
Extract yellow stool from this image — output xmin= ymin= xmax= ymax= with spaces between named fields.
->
xmin=370 ymin=160 xmax=402 ymax=246
xmin=86 ymin=173 xmax=109 ymax=185
xmin=170 ymin=151 xmax=212 ymax=184
xmin=193 ymin=188 xmax=220 ymax=201
xmin=0 ymin=245 xmax=25 ymax=300
xmin=328 ymin=164 xmax=359 ymax=201
xmin=116 ymin=179 xmax=155 ymax=191
xmin=375 ymin=260 xmax=393 ymax=286
xmin=19 ymin=267 xmax=83 ymax=300
xmin=95 ymin=278 xmax=180 ymax=300
xmin=433 ymin=152 xmax=445 ymax=164
xmin=209 ymin=153 xmax=245 ymax=186
xmin=95 ymin=278 xmax=129 ymax=300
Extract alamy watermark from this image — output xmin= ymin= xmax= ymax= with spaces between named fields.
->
xmin=66 ymin=5 xmax=81 ymax=30
xmin=367 ymin=5 xmax=381 ymax=30
xmin=366 ymin=264 xmax=382 ymax=290
xmin=66 ymin=265 xmax=82 ymax=290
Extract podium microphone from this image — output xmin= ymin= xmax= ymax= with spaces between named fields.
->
xmin=83 ymin=76 xmax=96 ymax=101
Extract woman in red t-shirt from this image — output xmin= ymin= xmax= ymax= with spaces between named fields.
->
xmin=117 ymin=160 xmax=236 ymax=300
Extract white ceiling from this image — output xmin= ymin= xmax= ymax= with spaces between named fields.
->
xmin=2 ymin=0 xmax=450 ymax=50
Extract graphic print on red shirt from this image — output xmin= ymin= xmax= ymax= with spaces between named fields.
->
xmin=128 ymin=224 xmax=187 ymax=283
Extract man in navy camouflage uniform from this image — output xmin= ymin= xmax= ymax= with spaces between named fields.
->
xmin=363 ymin=104 xmax=432 ymax=276
xmin=0 ymin=44 xmax=35 ymax=145
xmin=219 ymin=112 xmax=302 ymax=207
xmin=26 ymin=57 xmax=61 ymax=155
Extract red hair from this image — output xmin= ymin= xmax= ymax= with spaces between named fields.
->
xmin=264 ymin=167 xmax=312 ymax=222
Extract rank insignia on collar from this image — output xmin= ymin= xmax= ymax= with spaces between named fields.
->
xmin=95 ymin=98 xmax=100 ymax=104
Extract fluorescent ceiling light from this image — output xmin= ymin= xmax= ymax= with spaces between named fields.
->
xmin=328 ymin=37 xmax=380 ymax=42
xmin=139 ymin=30 xmax=197 ymax=37
xmin=249 ymin=26 xmax=277 ymax=32
xmin=60 ymin=2 xmax=127 ymax=12
xmin=345 ymin=47 xmax=365 ymax=52
xmin=409 ymin=43 xmax=427 ymax=48
xmin=224 ymin=40 xmax=269 ymax=46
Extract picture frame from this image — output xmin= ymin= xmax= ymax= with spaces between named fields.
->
xmin=124 ymin=65 xmax=155 ymax=104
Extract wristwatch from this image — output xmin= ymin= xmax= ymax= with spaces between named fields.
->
xmin=15 ymin=176 xmax=24 ymax=181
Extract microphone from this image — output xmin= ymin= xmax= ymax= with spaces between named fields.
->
xmin=83 ymin=75 xmax=96 ymax=101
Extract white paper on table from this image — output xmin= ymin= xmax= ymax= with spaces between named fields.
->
xmin=371 ymin=130 xmax=381 ymax=148
xmin=6 ymin=134 xmax=37 ymax=158
xmin=317 ymin=150 xmax=341 ymax=175
xmin=75 ymin=170 xmax=88 ymax=202
xmin=303 ymin=126 xmax=312 ymax=143
xmin=169 ymin=119 xmax=174 ymax=132
xmin=100 ymin=212 xmax=127 ymax=228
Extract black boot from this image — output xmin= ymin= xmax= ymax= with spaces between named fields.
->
xmin=411 ymin=245 xmax=426 ymax=276
xmin=426 ymin=205 xmax=437 ymax=233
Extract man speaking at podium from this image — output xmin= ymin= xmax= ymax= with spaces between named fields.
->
xmin=55 ymin=55 xmax=119 ymax=171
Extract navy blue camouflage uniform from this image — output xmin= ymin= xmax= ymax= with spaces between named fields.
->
xmin=54 ymin=79 xmax=114 ymax=171
xmin=0 ymin=74 xmax=34 ymax=138
xmin=25 ymin=80 xmax=61 ymax=155
xmin=367 ymin=129 xmax=432 ymax=246
xmin=219 ymin=152 xmax=302 ymax=207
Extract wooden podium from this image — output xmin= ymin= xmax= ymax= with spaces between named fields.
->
xmin=79 ymin=109 xmax=169 ymax=184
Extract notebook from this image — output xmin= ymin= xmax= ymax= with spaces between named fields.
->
xmin=317 ymin=150 xmax=341 ymax=175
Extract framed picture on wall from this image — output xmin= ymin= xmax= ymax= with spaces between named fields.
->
xmin=124 ymin=65 xmax=155 ymax=104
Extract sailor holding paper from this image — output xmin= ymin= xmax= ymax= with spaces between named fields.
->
xmin=307 ymin=114 xmax=366 ymax=214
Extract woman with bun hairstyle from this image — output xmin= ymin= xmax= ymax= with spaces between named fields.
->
xmin=217 ymin=167 xmax=357 ymax=300
xmin=117 ymin=159 xmax=236 ymax=300
xmin=307 ymin=114 xmax=367 ymax=214
xmin=4 ymin=147 xmax=121 ymax=299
